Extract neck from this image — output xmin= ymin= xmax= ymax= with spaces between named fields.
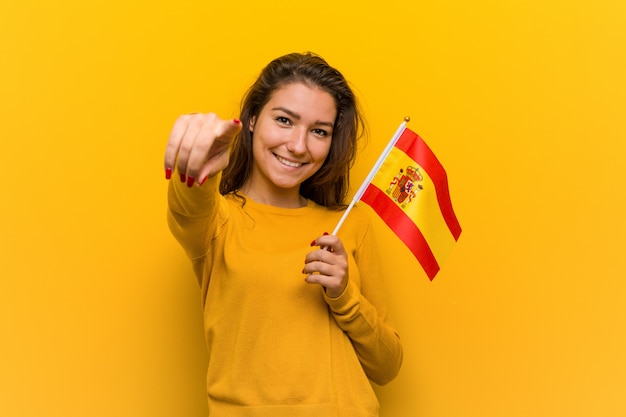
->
xmin=241 ymin=185 xmax=307 ymax=208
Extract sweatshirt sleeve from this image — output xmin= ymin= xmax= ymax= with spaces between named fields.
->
xmin=167 ymin=173 xmax=225 ymax=284
xmin=323 ymin=219 xmax=403 ymax=386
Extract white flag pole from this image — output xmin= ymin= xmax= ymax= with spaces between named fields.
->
xmin=330 ymin=117 xmax=410 ymax=236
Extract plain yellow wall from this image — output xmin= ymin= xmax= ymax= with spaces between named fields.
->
xmin=1 ymin=1 xmax=625 ymax=416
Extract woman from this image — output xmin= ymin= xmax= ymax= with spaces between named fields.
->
xmin=164 ymin=52 xmax=402 ymax=416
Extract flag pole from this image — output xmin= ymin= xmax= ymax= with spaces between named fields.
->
xmin=330 ymin=117 xmax=410 ymax=236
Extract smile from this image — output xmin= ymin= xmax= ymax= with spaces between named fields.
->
xmin=275 ymin=154 xmax=305 ymax=168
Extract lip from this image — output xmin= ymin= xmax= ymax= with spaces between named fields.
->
xmin=274 ymin=154 xmax=307 ymax=168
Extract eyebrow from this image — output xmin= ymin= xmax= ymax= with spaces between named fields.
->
xmin=271 ymin=106 xmax=335 ymax=128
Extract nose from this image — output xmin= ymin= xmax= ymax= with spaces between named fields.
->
xmin=286 ymin=128 xmax=307 ymax=155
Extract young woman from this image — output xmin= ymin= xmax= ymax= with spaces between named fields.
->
xmin=164 ymin=52 xmax=402 ymax=416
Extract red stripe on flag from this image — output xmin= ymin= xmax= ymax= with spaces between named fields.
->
xmin=361 ymin=184 xmax=440 ymax=280
xmin=395 ymin=129 xmax=462 ymax=240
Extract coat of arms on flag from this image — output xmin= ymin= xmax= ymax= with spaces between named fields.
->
xmin=386 ymin=166 xmax=424 ymax=208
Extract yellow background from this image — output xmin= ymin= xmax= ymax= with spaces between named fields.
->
xmin=1 ymin=1 xmax=624 ymax=416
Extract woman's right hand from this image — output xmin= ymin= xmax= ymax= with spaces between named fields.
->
xmin=163 ymin=113 xmax=242 ymax=187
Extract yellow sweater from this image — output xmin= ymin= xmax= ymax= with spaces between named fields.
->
xmin=168 ymin=175 xmax=403 ymax=417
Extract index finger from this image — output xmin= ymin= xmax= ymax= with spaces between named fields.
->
xmin=188 ymin=117 xmax=243 ymax=181
xmin=312 ymin=234 xmax=346 ymax=255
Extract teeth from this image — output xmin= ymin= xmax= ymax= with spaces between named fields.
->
xmin=276 ymin=155 xmax=303 ymax=168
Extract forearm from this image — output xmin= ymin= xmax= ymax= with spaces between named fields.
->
xmin=167 ymin=173 xmax=221 ymax=263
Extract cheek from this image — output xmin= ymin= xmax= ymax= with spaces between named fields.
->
xmin=252 ymin=130 xmax=275 ymax=155
xmin=256 ymin=127 xmax=284 ymax=150
xmin=313 ymin=141 xmax=332 ymax=163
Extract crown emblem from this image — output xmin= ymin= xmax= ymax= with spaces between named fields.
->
xmin=385 ymin=166 xmax=424 ymax=208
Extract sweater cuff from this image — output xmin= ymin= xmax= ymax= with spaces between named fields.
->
xmin=323 ymin=277 xmax=359 ymax=316
xmin=168 ymin=172 xmax=221 ymax=216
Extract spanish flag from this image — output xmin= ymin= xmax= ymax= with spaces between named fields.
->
xmin=333 ymin=120 xmax=462 ymax=280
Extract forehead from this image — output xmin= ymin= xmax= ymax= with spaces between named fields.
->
xmin=264 ymin=83 xmax=337 ymax=121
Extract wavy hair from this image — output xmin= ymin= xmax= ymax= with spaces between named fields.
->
xmin=220 ymin=52 xmax=365 ymax=209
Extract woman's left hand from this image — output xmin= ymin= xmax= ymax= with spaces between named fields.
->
xmin=303 ymin=233 xmax=349 ymax=298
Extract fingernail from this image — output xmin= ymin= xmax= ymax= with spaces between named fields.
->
xmin=233 ymin=118 xmax=241 ymax=124
xmin=310 ymin=240 xmax=316 ymax=246
xmin=323 ymin=232 xmax=329 ymax=236
xmin=165 ymin=167 xmax=172 ymax=180
xmin=180 ymin=173 xmax=186 ymax=183
xmin=198 ymin=176 xmax=207 ymax=187
xmin=186 ymin=176 xmax=195 ymax=188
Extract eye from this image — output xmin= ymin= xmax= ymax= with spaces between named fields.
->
xmin=312 ymin=128 xmax=330 ymax=137
xmin=276 ymin=116 xmax=292 ymax=125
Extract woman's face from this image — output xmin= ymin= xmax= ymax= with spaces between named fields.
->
xmin=247 ymin=82 xmax=337 ymax=198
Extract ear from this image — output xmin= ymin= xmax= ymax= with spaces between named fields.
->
xmin=249 ymin=116 xmax=256 ymax=132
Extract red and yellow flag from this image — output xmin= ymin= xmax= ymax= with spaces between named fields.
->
xmin=360 ymin=127 xmax=461 ymax=280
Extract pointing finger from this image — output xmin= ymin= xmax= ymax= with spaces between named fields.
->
xmin=187 ymin=118 xmax=242 ymax=183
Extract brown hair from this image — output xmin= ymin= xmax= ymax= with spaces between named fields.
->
xmin=219 ymin=52 xmax=365 ymax=209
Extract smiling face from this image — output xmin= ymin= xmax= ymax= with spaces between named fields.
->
xmin=244 ymin=82 xmax=337 ymax=206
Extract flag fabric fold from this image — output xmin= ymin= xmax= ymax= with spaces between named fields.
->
xmin=354 ymin=125 xmax=461 ymax=280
